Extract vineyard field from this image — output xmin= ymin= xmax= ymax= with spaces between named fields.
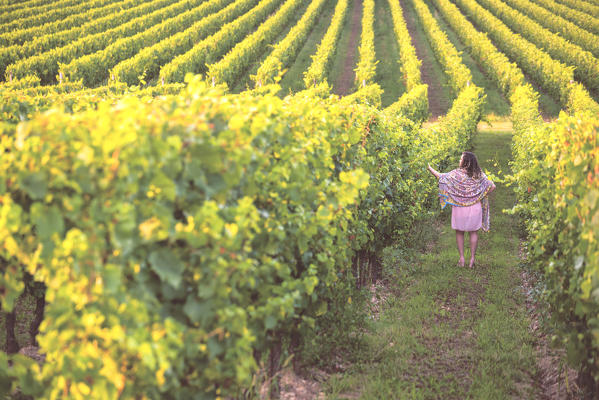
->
xmin=1 ymin=0 xmax=599 ymax=397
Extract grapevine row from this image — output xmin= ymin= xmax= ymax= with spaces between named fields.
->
xmin=478 ymin=0 xmax=599 ymax=92
xmin=384 ymin=84 xmax=428 ymax=122
xmin=302 ymin=0 xmax=349 ymax=87
xmin=532 ymin=0 xmax=599 ymax=36
xmin=355 ymin=0 xmax=376 ymax=87
xmin=0 ymin=76 xmax=482 ymax=397
xmin=1 ymin=83 xmax=185 ymax=122
xmin=554 ymin=0 xmax=599 ymax=18
xmin=452 ymin=0 xmax=598 ymax=112
xmin=207 ymin=0 xmax=308 ymax=87
xmin=7 ymin=0 xmax=203 ymax=84
xmin=383 ymin=0 xmax=427 ymax=123
xmin=429 ymin=0 xmax=524 ymax=98
xmin=510 ymin=89 xmax=599 ymax=395
xmin=408 ymin=0 xmax=471 ymax=95
xmin=159 ymin=0 xmax=284 ymax=83
xmin=386 ymin=0 xmax=421 ymax=91
xmin=0 ymin=0 xmax=146 ymax=47
xmin=62 ymin=0 xmax=234 ymax=87
xmin=0 ymin=0 xmax=170 ymax=78
xmin=0 ymin=0 xmax=118 ymax=35
xmin=112 ymin=0 xmax=256 ymax=86
xmin=252 ymin=0 xmax=329 ymax=86
xmin=0 ymin=0 xmax=60 ymax=16
xmin=0 ymin=0 xmax=90 ymax=25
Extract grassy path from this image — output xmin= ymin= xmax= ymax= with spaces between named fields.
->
xmin=323 ymin=129 xmax=540 ymax=399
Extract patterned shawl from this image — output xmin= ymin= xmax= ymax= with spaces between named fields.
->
xmin=438 ymin=168 xmax=494 ymax=232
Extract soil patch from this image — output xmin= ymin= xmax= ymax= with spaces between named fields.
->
xmin=333 ymin=0 xmax=362 ymax=95
xmin=399 ymin=0 xmax=451 ymax=119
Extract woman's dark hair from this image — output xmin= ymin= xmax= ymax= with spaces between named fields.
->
xmin=460 ymin=151 xmax=482 ymax=179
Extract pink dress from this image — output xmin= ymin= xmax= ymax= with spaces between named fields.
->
xmin=451 ymin=201 xmax=482 ymax=232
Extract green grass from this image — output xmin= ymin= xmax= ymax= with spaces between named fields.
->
xmin=278 ymin=0 xmax=337 ymax=94
xmin=425 ymin=0 xmax=511 ymax=118
xmin=374 ymin=0 xmax=406 ymax=107
xmin=323 ymin=129 xmax=539 ymax=399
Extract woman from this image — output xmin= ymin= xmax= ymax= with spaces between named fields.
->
xmin=427 ymin=152 xmax=496 ymax=268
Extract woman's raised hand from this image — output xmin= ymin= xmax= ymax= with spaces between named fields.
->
xmin=427 ymin=164 xmax=440 ymax=179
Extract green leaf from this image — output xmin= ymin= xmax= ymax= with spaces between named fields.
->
xmin=183 ymin=297 xmax=212 ymax=324
xmin=31 ymin=204 xmax=64 ymax=240
xmin=20 ymin=172 xmax=47 ymax=200
xmin=264 ymin=315 xmax=277 ymax=330
xmin=149 ymin=249 xmax=184 ymax=289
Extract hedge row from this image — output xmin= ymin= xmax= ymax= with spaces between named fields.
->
xmin=453 ymin=0 xmax=598 ymax=113
xmin=0 ymin=0 xmax=116 ymax=33
xmin=0 ymin=0 xmax=144 ymax=47
xmin=0 ymin=76 xmax=482 ymax=397
xmin=113 ymin=0 xmax=255 ymax=86
xmin=430 ymin=0 xmax=525 ymax=97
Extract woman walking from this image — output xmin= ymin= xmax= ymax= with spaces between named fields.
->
xmin=427 ymin=152 xmax=495 ymax=268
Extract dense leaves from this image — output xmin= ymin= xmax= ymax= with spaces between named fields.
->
xmin=303 ymin=0 xmax=349 ymax=87
xmin=511 ymin=95 xmax=599 ymax=388
xmin=0 ymin=76 xmax=483 ymax=397
xmin=253 ymin=0 xmax=329 ymax=86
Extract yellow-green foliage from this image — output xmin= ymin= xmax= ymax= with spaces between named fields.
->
xmin=430 ymin=0 xmax=525 ymax=97
xmin=113 ymin=0 xmax=256 ymax=86
xmin=478 ymin=0 xmax=599 ymax=92
xmin=387 ymin=0 xmax=421 ymax=90
xmin=6 ymin=0 xmax=192 ymax=84
xmin=253 ymin=0 xmax=329 ymax=86
xmin=0 ymin=0 xmax=146 ymax=47
xmin=385 ymin=84 xmax=429 ymax=123
xmin=0 ymin=0 xmax=167 ymax=79
xmin=0 ymin=76 xmax=483 ymax=397
xmin=62 ymin=0 xmax=234 ymax=87
xmin=453 ymin=0 xmax=598 ymax=111
xmin=354 ymin=0 xmax=376 ymax=87
xmin=160 ymin=0 xmax=283 ymax=83
xmin=303 ymin=0 xmax=349 ymax=87
xmin=409 ymin=0 xmax=471 ymax=95
xmin=523 ymin=0 xmax=599 ymax=52
xmin=207 ymin=0 xmax=308 ymax=87
xmin=512 ymin=112 xmax=599 ymax=386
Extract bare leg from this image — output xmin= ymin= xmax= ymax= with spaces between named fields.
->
xmin=469 ymin=230 xmax=479 ymax=268
xmin=455 ymin=230 xmax=465 ymax=267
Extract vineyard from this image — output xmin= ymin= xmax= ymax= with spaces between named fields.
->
xmin=0 ymin=0 xmax=598 ymax=397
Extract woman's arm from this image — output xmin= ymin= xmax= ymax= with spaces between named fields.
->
xmin=427 ymin=164 xmax=441 ymax=179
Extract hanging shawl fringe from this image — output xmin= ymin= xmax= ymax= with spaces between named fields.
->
xmin=438 ymin=169 xmax=493 ymax=231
